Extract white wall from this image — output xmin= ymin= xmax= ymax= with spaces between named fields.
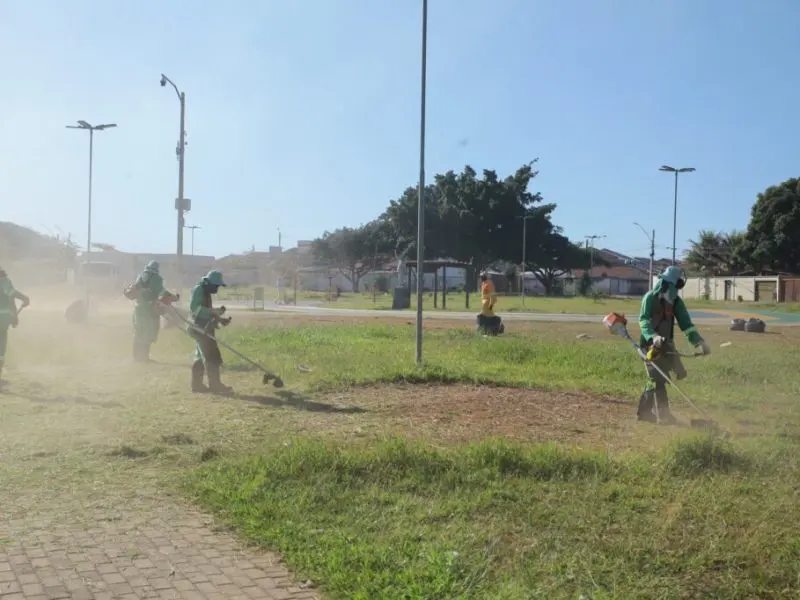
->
xmin=664 ymin=276 xmax=780 ymax=302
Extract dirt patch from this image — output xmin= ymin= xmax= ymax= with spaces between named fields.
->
xmin=324 ymin=384 xmax=657 ymax=451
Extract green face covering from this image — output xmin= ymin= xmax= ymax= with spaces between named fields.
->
xmin=660 ymin=280 xmax=678 ymax=304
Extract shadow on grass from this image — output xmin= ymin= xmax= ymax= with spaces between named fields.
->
xmin=235 ymin=389 xmax=367 ymax=414
xmin=19 ymin=393 xmax=122 ymax=409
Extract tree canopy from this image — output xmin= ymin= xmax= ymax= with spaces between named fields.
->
xmin=311 ymin=221 xmax=391 ymax=292
xmin=741 ymin=178 xmax=800 ymax=273
xmin=310 ymin=160 xmax=592 ymax=294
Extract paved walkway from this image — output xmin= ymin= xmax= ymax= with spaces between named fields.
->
xmin=0 ymin=496 xmax=318 ymax=600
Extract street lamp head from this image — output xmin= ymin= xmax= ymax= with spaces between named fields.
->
xmin=160 ymin=74 xmax=167 ymax=87
xmin=659 ymin=165 xmax=696 ymax=174
xmin=77 ymin=120 xmax=92 ymax=129
xmin=94 ymin=123 xmax=117 ymax=131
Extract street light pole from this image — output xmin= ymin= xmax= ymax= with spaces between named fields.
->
xmin=659 ymin=165 xmax=695 ymax=265
xmin=583 ymin=234 xmax=606 ymax=270
xmin=66 ymin=121 xmax=117 ymax=257
xmin=516 ymin=215 xmax=531 ymax=305
xmin=414 ymin=0 xmax=428 ymax=366
xmin=88 ymin=128 xmax=93 ymax=255
xmin=185 ymin=225 xmax=200 ymax=255
xmin=634 ymin=222 xmax=655 ymax=285
xmin=161 ymin=74 xmax=188 ymax=263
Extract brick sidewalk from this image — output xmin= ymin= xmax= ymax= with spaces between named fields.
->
xmin=0 ymin=499 xmax=319 ymax=600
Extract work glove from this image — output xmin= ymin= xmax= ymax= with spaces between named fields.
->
xmin=219 ymin=316 xmax=232 ymax=327
xmin=697 ymin=340 xmax=711 ymax=356
xmin=652 ymin=334 xmax=666 ymax=348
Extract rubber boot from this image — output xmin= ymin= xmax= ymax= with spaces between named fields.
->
xmin=673 ymin=358 xmax=688 ymax=381
xmin=191 ymin=361 xmax=209 ymax=393
xmin=637 ymin=389 xmax=658 ymax=422
xmin=133 ymin=338 xmax=152 ymax=363
xmin=206 ymin=363 xmax=233 ymax=395
xmin=133 ymin=339 xmax=144 ymax=362
xmin=655 ymin=387 xmax=677 ymax=425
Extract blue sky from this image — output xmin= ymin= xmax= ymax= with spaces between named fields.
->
xmin=1 ymin=0 xmax=797 ymax=260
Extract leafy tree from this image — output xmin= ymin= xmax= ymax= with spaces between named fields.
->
xmin=527 ymin=230 xmax=591 ymax=296
xmin=312 ymin=221 xmax=388 ymax=292
xmin=741 ymin=177 xmax=800 ymax=273
xmin=381 ymin=161 xmax=553 ymax=270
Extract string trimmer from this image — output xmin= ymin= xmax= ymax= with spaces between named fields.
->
xmin=165 ymin=303 xmax=285 ymax=388
xmin=603 ymin=312 xmax=722 ymax=432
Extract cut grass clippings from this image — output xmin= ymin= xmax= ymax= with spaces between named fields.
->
xmin=190 ymin=435 xmax=800 ymax=600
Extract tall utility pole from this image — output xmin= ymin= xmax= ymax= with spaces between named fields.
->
xmin=414 ymin=0 xmax=428 ymax=366
xmin=277 ymin=228 xmax=282 ymax=250
xmin=584 ymin=234 xmax=606 ymax=270
xmin=634 ymin=222 xmax=655 ymax=285
xmin=659 ymin=165 xmax=695 ymax=265
xmin=185 ymin=225 xmax=200 ymax=255
xmin=161 ymin=73 xmax=189 ymax=265
xmin=516 ymin=214 xmax=532 ymax=305
xmin=66 ymin=121 xmax=117 ymax=258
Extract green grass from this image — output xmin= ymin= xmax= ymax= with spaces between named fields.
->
xmin=190 ymin=435 xmax=800 ymax=599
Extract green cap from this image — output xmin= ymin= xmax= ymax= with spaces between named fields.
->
xmin=660 ymin=265 xmax=684 ymax=286
xmin=145 ymin=260 xmax=160 ymax=274
xmin=204 ymin=270 xmax=226 ymax=287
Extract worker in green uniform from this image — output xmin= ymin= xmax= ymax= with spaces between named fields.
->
xmin=0 ymin=268 xmax=30 ymax=382
xmin=189 ymin=269 xmax=233 ymax=394
xmin=637 ymin=266 xmax=710 ymax=423
xmin=125 ymin=261 xmax=178 ymax=362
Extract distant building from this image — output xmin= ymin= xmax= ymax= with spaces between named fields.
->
xmin=69 ymin=249 xmax=215 ymax=288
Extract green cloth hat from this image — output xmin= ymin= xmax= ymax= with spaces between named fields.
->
xmin=203 ymin=270 xmax=226 ymax=287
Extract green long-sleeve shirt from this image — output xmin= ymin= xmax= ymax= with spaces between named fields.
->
xmin=189 ymin=283 xmax=214 ymax=327
xmin=638 ymin=290 xmax=702 ymax=348
xmin=134 ymin=272 xmax=171 ymax=305
xmin=0 ymin=277 xmax=17 ymax=316
xmin=0 ymin=276 xmax=28 ymax=328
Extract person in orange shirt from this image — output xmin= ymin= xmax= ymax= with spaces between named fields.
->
xmin=476 ymin=271 xmax=505 ymax=335
xmin=480 ymin=271 xmax=496 ymax=317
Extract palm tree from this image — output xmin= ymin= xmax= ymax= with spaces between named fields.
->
xmin=685 ymin=230 xmax=746 ymax=276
